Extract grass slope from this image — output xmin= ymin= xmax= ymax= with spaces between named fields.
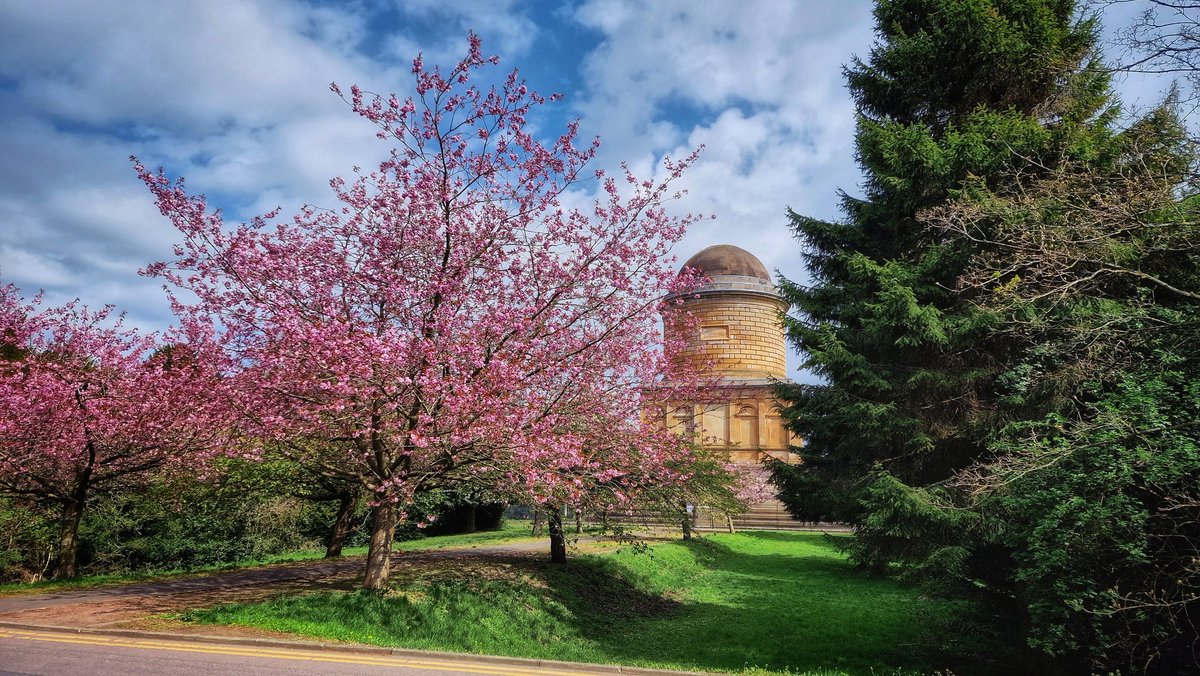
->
xmin=185 ymin=531 xmax=1018 ymax=675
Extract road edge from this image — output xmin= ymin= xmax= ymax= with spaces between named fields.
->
xmin=0 ymin=620 xmax=714 ymax=675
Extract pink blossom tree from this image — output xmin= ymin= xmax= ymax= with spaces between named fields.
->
xmin=509 ymin=408 xmax=703 ymax=561
xmin=136 ymin=36 xmax=707 ymax=588
xmin=0 ymin=286 xmax=232 ymax=578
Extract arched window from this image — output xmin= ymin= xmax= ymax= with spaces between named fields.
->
xmin=700 ymin=404 xmax=729 ymax=446
xmin=669 ymin=406 xmax=695 ymax=436
xmin=765 ymin=409 xmax=786 ymax=448
xmin=733 ymin=404 xmax=759 ymax=448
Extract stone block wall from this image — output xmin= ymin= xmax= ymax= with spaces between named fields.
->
xmin=671 ymin=293 xmax=789 ymax=380
xmin=662 ymin=385 xmax=801 ymax=463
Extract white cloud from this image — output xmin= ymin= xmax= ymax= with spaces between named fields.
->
xmin=0 ymin=0 xmax=377 ymax=132
xmin=0 ymin=0 xmax=1179 ymax=386
xmin=383 ymin=0 xmax=539 ymax=68
xmin=0 ymin=0 xmax=417 ymax=329
xmin=570 ymin=0 xmax=875 ymax=380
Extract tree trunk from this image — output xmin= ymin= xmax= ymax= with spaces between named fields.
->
xmin=56 ymin=477 xmax=90 ymax=579
xmin=531 ymin=507 xmax=544 ymax=536
xmin=362 ymin=501 xmax=398 ymax=590
xmin=463 ymin=503 xmax=477 ymax=534
xmin=726 ymin=512 xmax=736 ymax=534
xmin=324 ymin=488 xmax=360 ymax=558
xmin=56 ymin=497 xmax=85 ymax=579
xmin=548 ymin=505 xmax=567 ymax=564
xmin=575 ymin=509 xmax=583 ymax=534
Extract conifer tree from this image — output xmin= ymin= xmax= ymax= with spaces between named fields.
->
xmin=776 ymin=2 xmax=1200 ymax=668
xmin=776 ymin=0 xmax=1111 ymax=530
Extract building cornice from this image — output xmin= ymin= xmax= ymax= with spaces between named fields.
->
xmin=664 ymin=274 xmax=790 ymax=311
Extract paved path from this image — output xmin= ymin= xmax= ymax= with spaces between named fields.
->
xmin=0 ymin=539 xmax=553 ymax=616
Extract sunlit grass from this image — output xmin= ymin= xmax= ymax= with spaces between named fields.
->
xmin=184 ymin=531 xmax=1026 ymax=675
xmin=390 ymin=522 xmax=539 ymax=552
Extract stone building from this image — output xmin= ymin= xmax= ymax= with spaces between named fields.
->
xmin=662 ymin=244 xmax=801 ymax=464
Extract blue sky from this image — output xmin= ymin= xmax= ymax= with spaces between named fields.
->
xmin=0 ymin=1 xmax=1176 ymax=381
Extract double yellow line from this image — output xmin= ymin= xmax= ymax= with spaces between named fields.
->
xmin=0 ymin=627 xmax=591 ymax=675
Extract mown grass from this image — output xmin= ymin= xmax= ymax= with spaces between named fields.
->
xmin=184 ymin=531 xmax=1025 ymax=675
xmin=389 ymin=522 xmax=539 ymax=552
xmin=0 ymin=522 xmax=537 ymax=596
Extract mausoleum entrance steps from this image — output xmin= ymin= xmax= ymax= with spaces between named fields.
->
xmin=597 ymin=497 xmax=848 ymax=533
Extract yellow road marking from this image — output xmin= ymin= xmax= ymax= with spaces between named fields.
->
xmin=0 ymin=628 xmax=593 ymax=676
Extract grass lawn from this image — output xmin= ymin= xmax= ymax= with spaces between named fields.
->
xmin=183 ymin=531 xmax=1025 ymax=675
xmin=0 ymin=521 xmax=538 ymax=596
xmin=389 ymin=521 xmax=539 ymax=552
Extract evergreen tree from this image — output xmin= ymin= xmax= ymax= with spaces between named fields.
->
xmin=922 ymin=104 xmax=1200 ymax=672
xmin=776 ymin=0 xmax=1111 ymax=530
xmin=776 ymin=1 xmax=1200 ymax=669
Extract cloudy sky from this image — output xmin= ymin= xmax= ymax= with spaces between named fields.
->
xmin=0 ymin=0 xmax=1175 ymax=380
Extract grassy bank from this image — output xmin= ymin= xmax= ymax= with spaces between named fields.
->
xmin=184 ymin=531 xmax=1023 ymax=675
xmin=0 ymin=521 xmax=538 ymax=595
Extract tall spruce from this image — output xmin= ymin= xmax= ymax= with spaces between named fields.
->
xmin=775 ymin=0 xmax=1112 ymax=528
xmin=775 ymin=1 xmax=1200 ymax=670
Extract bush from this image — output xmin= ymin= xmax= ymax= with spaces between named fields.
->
xmin=0 ymin=498 xmax=57 ymax=582
xmin=0 ymin=460 xmax=348 ymax=581
xmin=0 ymin=462 xmax=506 ymax=582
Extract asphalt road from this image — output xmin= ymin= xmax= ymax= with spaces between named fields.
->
xmin=0 ymin=627 xmax=629 ymax=676
xmin=0 ymin=537 xmax=698 ymax=675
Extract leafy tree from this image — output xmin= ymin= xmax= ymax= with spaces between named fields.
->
xmin=0 ymin=286 xmax=231 ymax=577
xmin=628 ymin=445 xmax=762 ymax=540
xmin=0 ymin=497 xmax=56 ymax=581
xmin=137 ymin=36 xmax=706 ymax=587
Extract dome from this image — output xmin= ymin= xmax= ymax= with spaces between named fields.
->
xmin=682 ymin=244 xmax=770 ymax=281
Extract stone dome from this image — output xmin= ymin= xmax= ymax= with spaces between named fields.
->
xmin=682 ymin=244 xmax=771 ymax=281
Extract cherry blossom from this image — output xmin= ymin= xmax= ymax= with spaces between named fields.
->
xmin=137 ymin=35 xmax=708 ymax=586
xmin=0 ymin=285 xmax=233 ymax=578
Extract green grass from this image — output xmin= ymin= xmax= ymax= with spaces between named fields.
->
xmin=0 ymin=522 xmax=537 ymax=596
xmin=183 ymin=531 xmax=1024 ymax=675
xmin=390 ymin=522 xmax=538 ymax=551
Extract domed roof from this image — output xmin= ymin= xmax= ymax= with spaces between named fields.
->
xmin=682 ymin=244 xmax=770 ymax=281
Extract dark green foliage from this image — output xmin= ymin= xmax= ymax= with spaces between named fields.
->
xmin=0 ymin=461 xmax=513 ymax=582
xmin=392 ymin=487 xmax=505 ymax=540
xmin=0 ymin=460 xmax=354 ymax=580
xmin=766 ymin=456 xmax=859 ymax=523
xmin=780 ymin=0 xmax=1116 ymax=504
xmin=776 ymin=0 xmax=1200 ymax=671
xmin=0 ymin=498 xmax=56 ymax=581
xmin=112 ymin=477 xmax=327 ymax=569
xmin=777 ymin=0 xmax=1114 ymax=553
xmin=921 ymin=104 xmax=1200 ymax=668
xmin=424 ymin=502 xmax=505 ymax=534
xmin=838 ymin=470 xmax=977 ymax=578
xmin=414 ymin=496 xmax=505 ymax=537
xmin=980 ymin=319 xmax=1200 ymax=667
xmin=850 ymin=0 xmax=1091 ymax=130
